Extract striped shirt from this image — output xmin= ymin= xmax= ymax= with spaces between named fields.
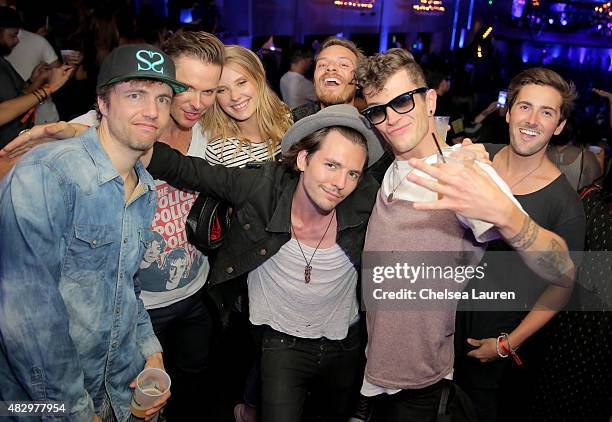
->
xmin=205 ymin=137 xmax=280 ymax=167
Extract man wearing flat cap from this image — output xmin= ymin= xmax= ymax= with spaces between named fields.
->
xmin=140 ymin=104 xmax=384 ymax=422
xmin=0 ymin=44 xmax=187 ymax=421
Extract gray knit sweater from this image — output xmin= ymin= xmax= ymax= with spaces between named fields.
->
xmin=364 ymin=189 xmax=484 ymax=390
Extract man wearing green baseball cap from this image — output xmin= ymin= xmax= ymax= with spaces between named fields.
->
xmin=96 ymin=44 xmax=188 ymax=95
xmin=0 ymin=44 xmax=186 ymax=422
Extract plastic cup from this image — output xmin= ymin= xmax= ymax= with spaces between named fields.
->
xmin=436 ymin=147 xmax=476 ymax=167
xmin=434 ymin=116 xmax=451 ymax=143
xmin=60 ymin=49 xmax=82 ymax=66
xmin=435 ymin=147 xmax=476 ymax=199
xmin=130 ymin=368 xmax=171 ymax=418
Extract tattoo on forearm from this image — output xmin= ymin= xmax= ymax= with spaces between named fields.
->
xmin=536 ymin=238 xmax=574 ymax=281
xmin=508 ymin=215 xmax=539 ymax=251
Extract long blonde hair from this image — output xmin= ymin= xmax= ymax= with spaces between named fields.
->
xmin=201 ymin=45 xmax=292 ymax=160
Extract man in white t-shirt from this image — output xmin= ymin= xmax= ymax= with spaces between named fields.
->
xmin=6 ymin=29 xmax=61 ymax=123
xmin=280 ymin=45 xmax=316 ymax=109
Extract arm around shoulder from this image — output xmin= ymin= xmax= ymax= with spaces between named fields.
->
xmin=147 ymin=142 xmax=259 ymax=205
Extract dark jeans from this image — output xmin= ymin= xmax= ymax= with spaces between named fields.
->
xmin=454 ymin=356 xmax=506 ymax=422
xmin=243 ymin=325 xmax=263 ymax=407
xmin=371 ymin=379 xmax=445 ymax=422
xmin=147 ymin=290 xmax=213 ymax=422
xmin=260 ymin=322 xmax=362 ymax=422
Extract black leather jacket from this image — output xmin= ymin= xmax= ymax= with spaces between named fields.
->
xmin=148 ymin=142 xmax=383 ymax=313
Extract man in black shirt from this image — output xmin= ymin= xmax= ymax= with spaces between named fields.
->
xmin=407 ymin=67 xmax=585 ymax=421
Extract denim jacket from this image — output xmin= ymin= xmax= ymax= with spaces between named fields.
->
xmin=0 ymin=127 xmax=162 ymax=421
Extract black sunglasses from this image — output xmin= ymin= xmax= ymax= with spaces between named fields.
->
xmin=361 ymin=87 xmax=429 ymax=125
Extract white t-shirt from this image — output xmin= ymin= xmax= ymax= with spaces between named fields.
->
xmin=138 ymin=122 xmax=211 ymax=308
xmin=6 ymin=30 xmax=59 ymax=124
xmin=248 ymin=239 xmax=359 ymax=340
xmin=69 ymin=110 xmax=98 ymax=126
xmin=6 ymin=30 xmax=58 ymax=80
xmin=279 ymin=71 xmax=317 ymax=109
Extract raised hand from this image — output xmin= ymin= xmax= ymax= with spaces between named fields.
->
xmin=30 ymin=63 xmax=51 ymax=86
xmin=406 ymin=157 xmax=516 ymax=226
xmin=593 ymin=88 xmax=612 ymax=102
xmin=460 ymin=138 xmax=491 ymax=164
xmin=48 ymin=65 xmax=75 ymax=93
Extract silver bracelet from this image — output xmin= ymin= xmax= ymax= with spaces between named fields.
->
xmin=496 ymin=335 xmax=509 ymax=358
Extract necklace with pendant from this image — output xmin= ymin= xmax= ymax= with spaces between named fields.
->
xmin=291 ymin=210 xmax=336 ymax=283
xmin=508 ymin=153 xmax=546 ymax=190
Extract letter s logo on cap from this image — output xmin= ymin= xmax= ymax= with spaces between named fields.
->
xmin=136 ymin=50 xmax=165 ymax=74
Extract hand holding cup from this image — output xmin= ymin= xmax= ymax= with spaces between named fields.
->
xmin=406 ymin=149 xmax=514 ymax=225
xmin=60 ymin=50 xmax=83 ymax=66
xmin=130 ymin=368 xmax=171 ymax=421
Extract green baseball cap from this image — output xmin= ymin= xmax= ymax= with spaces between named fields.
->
xmin=97 ymin=44 xmax=188 ymax=94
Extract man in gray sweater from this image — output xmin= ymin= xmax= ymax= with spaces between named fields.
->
xmin=355 ymin=51 xmax=579 ymax=421
xmin=355 ymin=47 xmax=488 ymax=422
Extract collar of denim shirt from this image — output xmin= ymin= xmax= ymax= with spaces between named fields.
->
xmin=79 ymin=126 xmax=156 ymax=191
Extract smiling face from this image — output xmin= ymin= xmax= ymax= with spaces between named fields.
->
xmin=506 ymin=84 xmax=566 ymax=157
xmin=98 ymin=80 xmax=172 ymax=152
xmin=170 ymin=55 xmax=221 ymax=129
xmin=314 ymin=45 xmax=358 ymax=107
xmin=215 ymin=63 xmax=258 ymax=124
xmin=296 ymin=130 xmax=367 ymax=213
xmin=363 ymin=69 xmax=436 ymax=160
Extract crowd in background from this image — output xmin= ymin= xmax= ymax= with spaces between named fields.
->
xmin=2 ymin=0 xmax=610 ymax=152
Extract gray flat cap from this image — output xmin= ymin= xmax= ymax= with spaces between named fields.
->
xmin=282 ymin=104 xmax=384 ymax=165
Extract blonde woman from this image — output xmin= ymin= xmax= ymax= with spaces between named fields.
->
xmin=202 ymin=45 xmax=292 ymax=168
